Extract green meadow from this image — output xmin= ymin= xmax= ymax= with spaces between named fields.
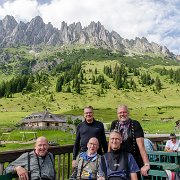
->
xmin=0 ymin=52 xmax=180 ymax=151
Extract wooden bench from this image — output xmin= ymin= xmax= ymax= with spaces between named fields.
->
xmin=157 ymin=144 xmax=166 ymax=151
xmin=141 ymin=169 xmax=168 ymax=180
xmin=150 ymin=162 xmax=180 ymax=172
xmin=147 ymin=151 xmax=179 ymax=164
xmin=0 ymin=173 xmax=17 ymax=180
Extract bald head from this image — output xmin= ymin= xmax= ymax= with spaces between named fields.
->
xmin=35 ymin=136 xmax=49 ymax=156
xmin=36 ymin=136 xmax=48 ymax=144
xmin=87 ymin=137 xmax=99 ymax=155
xmin=88 ymin=137 xmax=99 ymax=146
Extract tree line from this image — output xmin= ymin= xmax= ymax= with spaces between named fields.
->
xmin=155 ymin=67 xmax=180 ymax=83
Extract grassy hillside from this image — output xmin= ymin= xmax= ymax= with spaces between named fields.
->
xmin=0 ymin=47 xmax=180 ymax=135
xmin=0 ymin=60 xmax=180 ymax=110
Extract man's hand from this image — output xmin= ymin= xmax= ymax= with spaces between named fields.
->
xmin=97 ymin=177 xmax=105 ymax=180
xmin=72 ymin=160 xmax=76 ymax=169
xmin=140 ymin=165 xmax=150 ymax=176
xmin=15 ymin=166 xmax=29 ymax=180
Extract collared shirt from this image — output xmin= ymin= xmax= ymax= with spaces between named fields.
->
xmin=5 ymin=151 xmax=55 ymax=180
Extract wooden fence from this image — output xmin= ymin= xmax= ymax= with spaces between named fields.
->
xmin=0 ymin=145 xmax=74 ymax=180
xmin=0 ymin=137 xmax=170 ymax=179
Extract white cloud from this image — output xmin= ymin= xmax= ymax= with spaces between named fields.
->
xmin=0 ymin=0 xmax=180 ymax=54
xmin=0 ymin=0 xmax=40 ymax=21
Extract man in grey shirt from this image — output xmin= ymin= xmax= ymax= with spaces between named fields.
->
xmin=5 ymin=136 xmax=55 ymax=180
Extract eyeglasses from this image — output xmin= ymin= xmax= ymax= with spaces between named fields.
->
xmin=88 ymin=143 xmax=98 ymax=147
xmin=84 ymin=112 xmax=93 ymax=114
xmin=110 ymin=138 xmax=121 ymax=141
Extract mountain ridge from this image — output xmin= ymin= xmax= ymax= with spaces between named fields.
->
xmin=0 ymin=15 xmax=175 ymax=58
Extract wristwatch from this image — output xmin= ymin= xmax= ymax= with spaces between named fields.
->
xmin=144 ymin=163 xmax=150 ymax=166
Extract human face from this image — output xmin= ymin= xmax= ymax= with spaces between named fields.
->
xmin=84 ymin=107 xmax=94 ymax=123
xmin=109 ymin=132 xmax=122 ymax=150
xmin=35 ymin=137 xmax=49 ymax=156
xmin=87 ymin=138 xmax=99 ymax=155
xmin=117 ymin=106 xmax=129 ymax=122
xmin=170 ymin=138 xmax=176 ymax=144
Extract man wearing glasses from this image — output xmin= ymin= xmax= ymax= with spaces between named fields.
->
xmin=72 ymin=106 xmax=108 ymax=169
xmin=97 ymin=130 xmax=139 ymax=180
xmin=70 ymin=137 xmax=100 ymax=179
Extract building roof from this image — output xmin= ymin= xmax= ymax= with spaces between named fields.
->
xmin=20 ymin=110 xmax=66 ymax=124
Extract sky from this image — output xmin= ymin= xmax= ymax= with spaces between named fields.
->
xmin=0 ymin=0 xmax=180 ymax=55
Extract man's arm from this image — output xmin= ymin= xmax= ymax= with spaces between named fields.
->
xmin=72 ymin=125 xmax=81 ymax=168
xmin=5 ymin=152 xmax=29 ymax=180
xmin=164 ymin=140 xmax=172 ymax=152
xmin=130 ymin=173 xmax=138 ymax=180
xmin=69 ymin=155 xmax=79 ymax=179
xmin=136 ymin=138 xmax=150 ymax=176
xmin=128 ymin=153 xmax=139 ymax=180
xmin=73 ymin=125 xmax=81 ymax=160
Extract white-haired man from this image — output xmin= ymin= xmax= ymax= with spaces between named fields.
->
xmin=98 ymin=130 xmax=139 ymax=180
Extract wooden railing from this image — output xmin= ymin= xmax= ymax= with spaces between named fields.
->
xmin=0 ymin=137 xmax=170 ymax=180
xmin=0 ymin=145 xmax=74 ymax=180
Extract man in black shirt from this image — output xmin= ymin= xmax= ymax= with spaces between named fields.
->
xmin=110 ymin=105 xmax=150 ymax=179
xmin=72 ymin=106 xmax=108 ymax=168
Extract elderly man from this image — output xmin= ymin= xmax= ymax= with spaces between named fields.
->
xmin=5 ymin=136 xmax=55 ymax=180
xmin=98 ymin=130 xmax=139 ymax=180
xmin=70 ymin=137 xmax=100 ymax=179
xmin=72 ymin=106 xmax=107 ymax=168
xmin=110 ymin=105 xmax=150 ymax=179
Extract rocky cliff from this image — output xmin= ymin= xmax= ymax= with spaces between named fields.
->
xmin=0 ymin=15 xmax=174 ymax=57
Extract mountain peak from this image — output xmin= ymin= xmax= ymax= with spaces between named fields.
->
xmin=0 ymin=15 xmax=175 ymax=58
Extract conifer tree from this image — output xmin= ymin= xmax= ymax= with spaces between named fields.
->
xmin=155 ymin=76 xmax=162 ymax=91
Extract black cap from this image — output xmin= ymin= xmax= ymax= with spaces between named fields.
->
xmin=169 ymin=133 xmax=176 ymax=139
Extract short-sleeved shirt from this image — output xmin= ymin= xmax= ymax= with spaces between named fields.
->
xmin=110 ymin=119 xmax=144 ymax=167
xmin=165 ymin=139 xmax=180 ymax=151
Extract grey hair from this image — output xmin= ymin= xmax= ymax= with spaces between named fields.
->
xmin=110 ymin=129 xmax=121 ymax=138
xmin=117 ymin=105 xmax=129 ymax=112
xmin=84 ymin=106 xmax=94 ymax=111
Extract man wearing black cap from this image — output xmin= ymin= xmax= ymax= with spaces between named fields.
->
xmin=164 ymin=133 xmax=180 ymax=152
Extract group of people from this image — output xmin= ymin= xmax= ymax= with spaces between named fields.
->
xmin=4 ymin=104 xmax=179 ymax=180
xmin=70 ymin=105 xmax=150 ymax=180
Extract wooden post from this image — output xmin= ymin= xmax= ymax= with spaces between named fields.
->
xmin=0 ymin=163 xmax=4 ymax=175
